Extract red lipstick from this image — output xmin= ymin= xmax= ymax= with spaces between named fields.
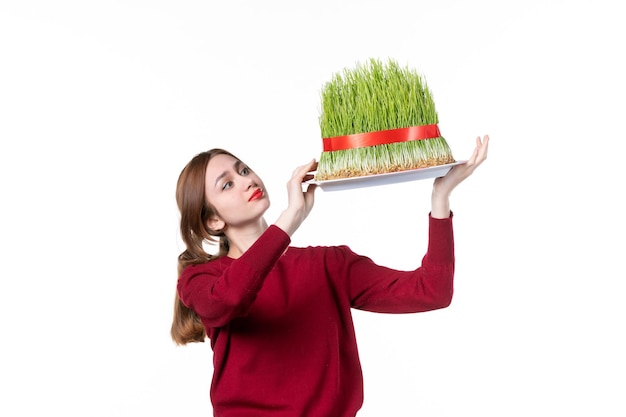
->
xmin=248 ymin=188 xmax=264 ymax=201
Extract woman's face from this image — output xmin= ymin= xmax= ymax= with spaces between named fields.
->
xmin=204 ymin=153 xmax=269 ymax=230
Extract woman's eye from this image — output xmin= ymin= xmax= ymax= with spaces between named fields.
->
xmin=222 ymin=181 xmax=232 ymax=190
xmin=240 ymin=167 xmax=250 ymax=175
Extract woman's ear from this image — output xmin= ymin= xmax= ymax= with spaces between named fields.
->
xmin=207 ymin=216 xmax=226 ymax=233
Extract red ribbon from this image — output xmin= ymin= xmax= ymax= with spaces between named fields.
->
xmin=322 ymin=124 xmax=441 ymax=152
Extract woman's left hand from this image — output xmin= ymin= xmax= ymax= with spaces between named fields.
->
xmin=434 ymin=135 xmax=489 ymax=196
xmin=431 ymin=135 xmax=489 ymax=218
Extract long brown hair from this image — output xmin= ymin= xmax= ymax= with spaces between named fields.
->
xmin=170 ymin=148 xmax=238 ymax=345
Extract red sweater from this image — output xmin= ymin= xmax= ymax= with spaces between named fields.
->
xmin=177 ymin=214 xmax=454 ymax=417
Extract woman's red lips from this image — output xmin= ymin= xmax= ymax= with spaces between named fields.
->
xmin=249 ymin=189 xmax=264 ymax=201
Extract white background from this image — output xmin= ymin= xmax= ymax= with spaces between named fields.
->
xmin=1 ymin=1 xmax=625 ymax=416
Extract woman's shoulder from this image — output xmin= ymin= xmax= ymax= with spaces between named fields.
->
xmin=179 ymin=257 xmax=230 ymax=280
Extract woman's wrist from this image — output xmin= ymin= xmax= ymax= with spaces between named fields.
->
xmin=431 ymin=190 xmax=451 ymax=219
xmin=274 ymin=207 xmax=305 ymax=237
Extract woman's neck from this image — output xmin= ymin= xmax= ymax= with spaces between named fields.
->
xmin=225 ymin=218 xmax=268 ymax=259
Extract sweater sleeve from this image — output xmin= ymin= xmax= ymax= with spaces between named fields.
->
xmin=343 ymin=213 xmax=455 ymax=313
xmin=177 ymin=225 xmax=291 ymax=328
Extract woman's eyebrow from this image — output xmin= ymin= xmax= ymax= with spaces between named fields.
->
xmin=214 ymin=161 xmax=243 ymax=187
xmin=214 ymin=171 xmax=227 ymax=187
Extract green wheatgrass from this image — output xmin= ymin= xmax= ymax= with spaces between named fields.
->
xmin=316 ymin=58 xmax=455 ymax=180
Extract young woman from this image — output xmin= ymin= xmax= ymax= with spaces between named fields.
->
xmin=171 ymin=135 xmax=489 ymax=417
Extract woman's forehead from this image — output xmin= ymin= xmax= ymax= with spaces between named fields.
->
xmin=207 ymin=153 xmax=239 ymax=171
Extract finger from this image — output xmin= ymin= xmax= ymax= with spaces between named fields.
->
xmin=303 ymin=183 xmax=317 ymax=208
xmin=293 ymin=159 xmax=316 ymax=178
xmin=304 ymin=183 xmax=317 ymax=197
xmin=471 ymin=136 xmax=488 ymax=166
xmin=468 ymin=134 xmax=490 ymax=165
xmin=479 ymin=135 xmax=489 ymax=160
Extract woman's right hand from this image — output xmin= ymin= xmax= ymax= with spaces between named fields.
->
xmin=274 ymin=159 xmax=318 ymax=236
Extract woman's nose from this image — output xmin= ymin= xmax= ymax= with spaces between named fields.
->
xmin=246 ymin=178 xmax=258 ymax=189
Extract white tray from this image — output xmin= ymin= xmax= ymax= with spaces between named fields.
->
xmin=308 ymin=161 xmax=466 ymax=191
